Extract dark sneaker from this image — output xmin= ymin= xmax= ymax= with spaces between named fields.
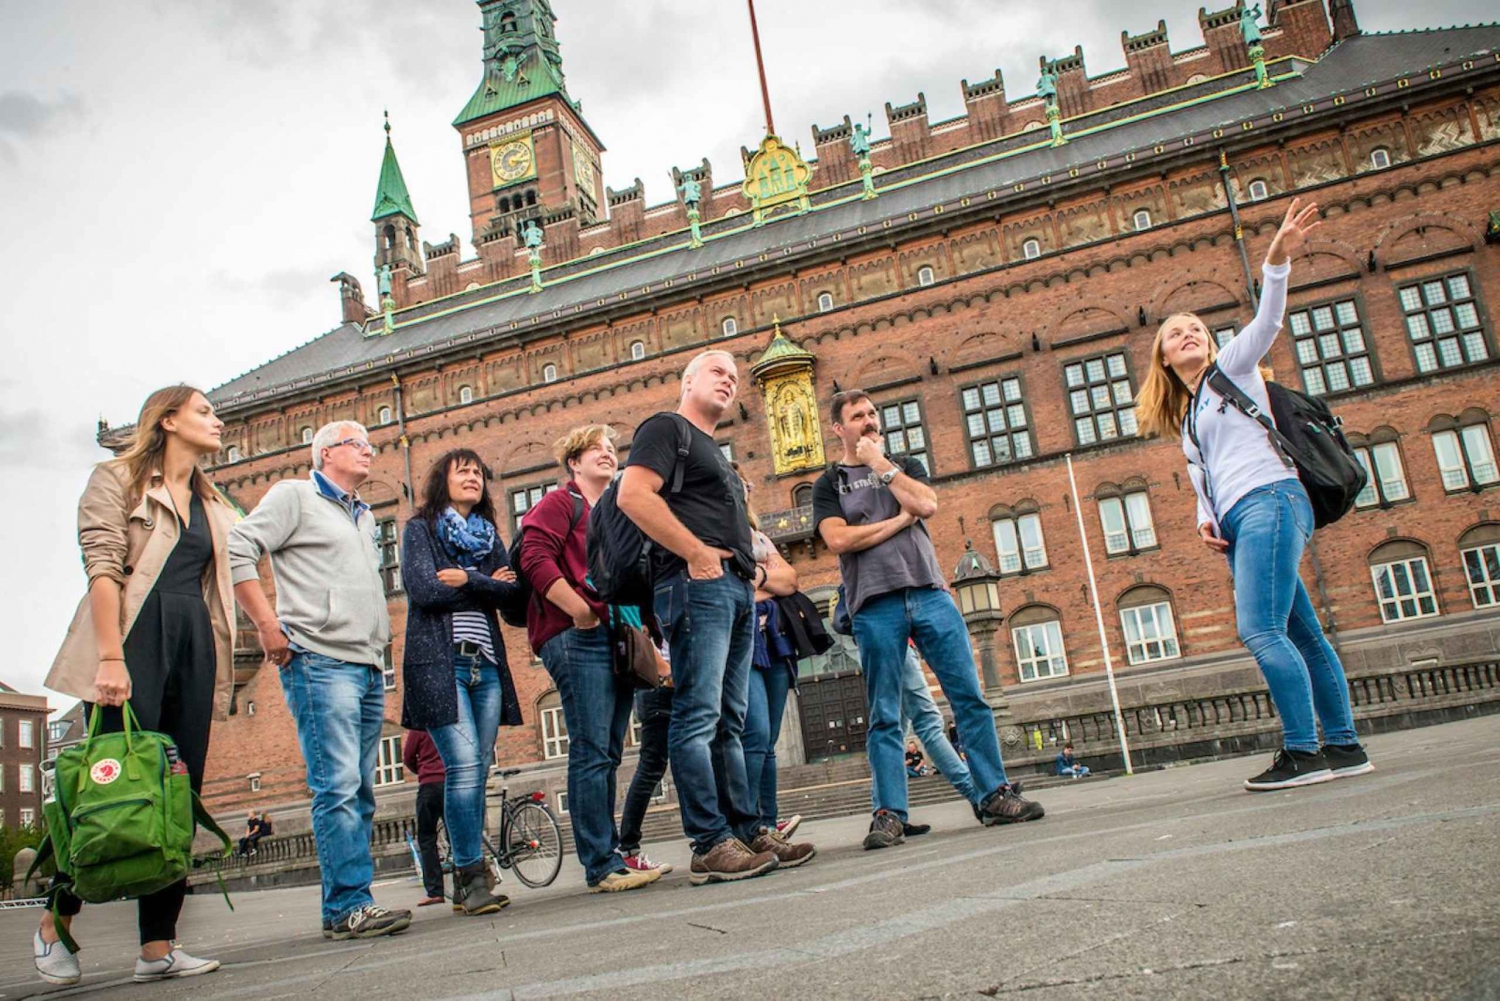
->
xmin=321 ymin=920 xmax=332 ymax=940
xmin=980 ymin=784 xmax=1045 ymax=825
xmin=331 ymin=904 xmax=412 ymax=940
xmin=1322 ymin=743 xmax=1374 ymax=779
xmin=749 ymin=827 xmax=817 ymax=868
xmin=902 ymin=822 xmax=932 ymax=837
xmin=1244 ymin=748 xmax=1333 ymax=791
xmin=689 ymin=838 xmax=779 ymax=885
xmin=862 ymin=809 xmax=906 ymax=850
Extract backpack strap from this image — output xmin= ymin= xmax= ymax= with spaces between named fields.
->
xmin=26 ymin=842 xmax=82 ymax=955
xmin=567 ymin=490 xmax=585 ymax=533
xmin=192 ymin=794 xmax=237 ymax=913
xmin=667 ymin=414 xmax=693 ymax=495
xmin=1205 ymin=366 xmax=1296 ymax=470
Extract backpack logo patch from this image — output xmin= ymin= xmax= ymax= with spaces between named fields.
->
xmin=90 ymin=759 xmax=122 ymax=785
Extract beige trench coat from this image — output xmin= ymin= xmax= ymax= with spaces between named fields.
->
xmin=46 ymin=462 xmax=238 ymax=720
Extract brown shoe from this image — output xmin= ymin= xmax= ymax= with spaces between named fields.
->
xmin=749 ymin=828 xmax=816 ymax=869
xmin=688 ymin=838 xmax=778 ymax=886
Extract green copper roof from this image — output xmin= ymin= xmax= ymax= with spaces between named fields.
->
xmin=751 ymin=319 xmax=815 ymax=378
xmin=371 ymin=115 xmax=419 ymax=224
xmin=453 ymin=52 xmax=569 ymax=127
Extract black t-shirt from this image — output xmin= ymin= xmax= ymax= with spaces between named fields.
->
xmin=906 ymin=749 xmax=924 ymax=768
xmin=625 ymin=413 xmax=755 ymax=582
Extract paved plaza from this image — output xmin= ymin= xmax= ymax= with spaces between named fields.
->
xmin=2 ymin=715 xmax=1497 ymax=1000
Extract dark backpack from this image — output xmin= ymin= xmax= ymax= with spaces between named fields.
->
xmin=1187 ymin=364 xmax=1368 ymax=529
xmin=586 ymin=413 xmax=693 ymax=607
xmin=500 ymin=491 xmax=584 ymax=628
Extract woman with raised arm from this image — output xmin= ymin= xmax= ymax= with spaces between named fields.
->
xmin=1137 ymin=198 xmax=1372 ymax=792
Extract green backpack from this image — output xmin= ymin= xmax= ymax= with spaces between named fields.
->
xmin=30 ymin=702 xmax=232 ymax=951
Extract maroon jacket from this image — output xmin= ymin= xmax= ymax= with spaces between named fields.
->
xmin=518 ymin=480 xmax=607 ymax=655
xmin=402 ymin=729 xmax=446 ymax=785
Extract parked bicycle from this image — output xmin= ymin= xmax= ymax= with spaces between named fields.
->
xmin=481 ymin=767 xmax=564 ymax=888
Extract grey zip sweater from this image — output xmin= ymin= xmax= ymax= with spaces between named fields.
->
xmin=228 ymin=479 xmax=391 ymax=668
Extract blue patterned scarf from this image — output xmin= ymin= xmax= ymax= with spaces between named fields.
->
xmin=436 ymin=507 xmax=496 ymax=568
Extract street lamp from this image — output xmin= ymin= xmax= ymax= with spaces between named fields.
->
xmin=951 ymin=544 xmax=1007 ymax=702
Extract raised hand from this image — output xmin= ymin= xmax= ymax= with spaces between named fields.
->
xmin=1265 ymin=197 xmax=1322 ymax=266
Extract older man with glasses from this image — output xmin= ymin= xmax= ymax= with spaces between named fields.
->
xmin=230 ymin=422 xmax=410 ymax=941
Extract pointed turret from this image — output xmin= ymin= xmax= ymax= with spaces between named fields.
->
xmin=372 ymin=112 xmax=424 ymax=276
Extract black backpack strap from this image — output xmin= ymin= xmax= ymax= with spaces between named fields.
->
xmin=567 ymin=491 xmax=585 ymax=533
xmin=668 ymin=414 xmax=693 ymax=495
xmin=1206 ymin=367 xmax=1296 ymax=470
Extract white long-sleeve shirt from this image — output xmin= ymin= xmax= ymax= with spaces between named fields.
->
xmin=1183 ymin=260 xmax=1298 ymax=532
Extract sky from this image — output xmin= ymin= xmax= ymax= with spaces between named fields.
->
xmin=1 ymin=0 xmax=1493 ymax=702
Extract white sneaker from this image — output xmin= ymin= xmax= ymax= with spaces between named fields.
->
xmin=34 ymin=928 xmax=81 ymax=985
xmin=134 ymin=947 xmax=221 ymax=982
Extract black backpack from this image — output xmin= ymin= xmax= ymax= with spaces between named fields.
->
xmin=499 ymin=491 xmax=584 ymax=628
xmin=586 ymin=413 xmax=694 ymax=607
xmin=1187 ymin=364 xmax=1367 ymax=529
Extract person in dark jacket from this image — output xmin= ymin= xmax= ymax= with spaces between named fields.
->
xmin=402 ymin=729 xmax=448 ymax=905
xmin=400 ymin=449 xmax=520 ymax=916
xmin=1054 ymin=743 xmax=1090 ymax=779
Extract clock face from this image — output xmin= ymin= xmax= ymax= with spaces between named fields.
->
xmin=571 ymin=143 xmax=595 ymax=193
xmin=490 ymin=135 xmax=535 ymax=187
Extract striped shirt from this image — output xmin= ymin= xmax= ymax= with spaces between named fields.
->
xmin=451 ymin=608 xmax=495 ymax=661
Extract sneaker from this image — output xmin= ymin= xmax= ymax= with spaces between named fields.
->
xmin=688 ymin=838 xmax=779 ymax=885
xmin=330 ymin=904 xmax=413 ymax=940
xmin=622 ymin=850 xmax=674 ymax=875
xmin=1244 ymin=748 xmax=1334 ymax=792
xmin=775 ymin=814 xmax=803 ymax=839
xmin=862 ymin=809 xmax=906 ymax=850
xmin=1323 ymin=743 xmax=1374 ymax=779
xmin=590 ymin=867 xmax=663 ymax=893
xmin=749 ymin=827 xmax=817 ymax=868
xmin=321 ymin=920 xmax=332 ymax=940
xmin=979 ymin=784 xmax=1045 ymax=825
xmin=902 ymin=821 xmax=932 ymax=837
xmin=134 ymin=948 xmax=220 ymax=982
xmin=33 ymin=929 xmax=80 ymax=986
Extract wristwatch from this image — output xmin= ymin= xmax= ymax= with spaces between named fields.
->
xmin=879 ymin=466 xmax=899 ymax=486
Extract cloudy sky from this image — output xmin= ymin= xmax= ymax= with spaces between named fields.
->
xmin=1 ymin=0 xmax=1490 ymax=701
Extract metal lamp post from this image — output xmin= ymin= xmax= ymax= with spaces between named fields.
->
xmin=951 ymin=546 xmax=1008 ymax=706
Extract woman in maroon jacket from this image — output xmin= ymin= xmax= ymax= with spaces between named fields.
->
xmin=402 ymin=729 xmax=448 ymax=906
xmin=519 ymin=425 xmax=662 ymax=894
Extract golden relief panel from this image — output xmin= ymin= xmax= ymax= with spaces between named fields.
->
xmin=762 ymin=371 xmax=825 ymax=475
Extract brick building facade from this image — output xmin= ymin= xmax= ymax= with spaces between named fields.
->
xmin=0 ymin=683 xmax=50 ymax=829
xmin=147 ymin=0 xmax=1500 ymax=813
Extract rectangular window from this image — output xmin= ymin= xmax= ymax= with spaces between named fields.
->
xmin=1288 ymin=299 xmax=1377 ymax=395
xmin=375 ymin=735 xmax=405 ymax=787
xmin=510 ymin=483 xmax=560 ymax=534
xmin=1352 ymin=442 xmax=1409 ymax=507
xmin=1012 ymin=621 xmax=1068 ymax=682
xmin=960 ymin=377 xmax=1033 ymax=469
xmin=541 ymin=704 xmax=569 ymax=760
xmin=1397 ymin=272 xmax=1490 ymax=374
xmin=1371 ymin=557 xmax=1440 ymax=622
xmin=377 ymin=517 xmax=402 ymax=596
xmin=381 ymin=642 xmax=396 ymax=692
xmin=1433 ymin=427 xmax=1500 ymax=492
xmin=718 ymin=442 xmax=734 ymax=463
xmin=1064 ymin=352 xmax=1136 ymax=445
xmin=19 ymin=719 xmax=33 ymax=749
xmin=1099 ymin=493 xmax=1156 ymax=555
xmin=1212 ymin=325 xmax=1237 ymax=348
xmin=879 ymin=398 xmax=929 ymax=473
xmin=21 ymin=807 xmax=35 ymax=828
xmin=1462 ymin=543 xmax=1500 ymax=608
xmin=992 ymin=513 xmax=1047 ymax=575
xmin=20 ymin=763 xmax=34 ymax=793
xmin=1120 ymin=602 xmax=1181 ymax=664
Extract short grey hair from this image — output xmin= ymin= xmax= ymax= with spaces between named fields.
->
xmin=681 ymin=350 xmax=737 ymax=398
xmin=310 ymin=420 xmax=368 ymax=469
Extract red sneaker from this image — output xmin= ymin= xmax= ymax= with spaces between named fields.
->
xmin=775 ymin=814 xmax=803 ymax=839
xmin=622 ymin=850 xmax=673 ymax=875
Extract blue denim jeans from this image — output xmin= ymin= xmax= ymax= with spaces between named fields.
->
xmin=427 ymin=651 xmax=502 ymax=869
xmin=278 ymin=650 xmax=384 ymax=925
xmin=618 ymin=686 xmax=674 ymax=854
xmin=654 ymin=570 xmax=759 ymax=855
xmin=899 ymin=646 xmax=979 ymax=803
xmin=743 ymin=661 xmax=794 ymax=828
xmin=852 ymin=587 xmax=1009 ymax=821
xmin=540 ymin=625 xmax=634 ymax=885
xmin=1220 ymin=480 xmax=1359 ymax=753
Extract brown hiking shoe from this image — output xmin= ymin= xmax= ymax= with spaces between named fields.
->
xmin=689 ymin=838 xmax=779 ymax=886
xmin=749 ymin=827 xmax=816 ymax=869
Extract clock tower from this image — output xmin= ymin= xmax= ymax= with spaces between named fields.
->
xmin=453 ymin=0 xmax=605 ymax=245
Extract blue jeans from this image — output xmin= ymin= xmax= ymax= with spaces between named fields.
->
xmin=852 ymin=587 xmax=1009 ymax=821
xmin=618 ymin=686 xmax=674 ymax=854
xmin=427 ymin=651 xmax=502 ymax=869
xmin=743 ymin=661 xmax=794 ymax=828
xmin=899 ymin=646 xmax=979 ymax=803
xmin=278 ymin=651 xmax=384 ymax=925
xmin=1220 ymin=480 xmax=1359 ymax=753
xmin=540 ymin=625 xmax=634 ymax=885
xmin=654 ymin=570 xmax=759 ymax=855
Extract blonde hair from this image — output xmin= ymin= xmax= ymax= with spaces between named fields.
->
xmin=553 ymin=424 xmax=618 ymax=475
xmin=730 ymin=461 xmax=760 ymax=532
xmin=1136 ymin=313 xmax=1218 ymax=440
xmin=113 ymin=385 xmax=219 ymax=503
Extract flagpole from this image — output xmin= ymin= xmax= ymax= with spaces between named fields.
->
xmin=1065 ymin=453 xmax=1134 ymax=775
xmin=745 ymin=0 xmax=776 ymax=135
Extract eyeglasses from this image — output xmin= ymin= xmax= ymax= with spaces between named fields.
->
xmin=330 ymin=437 xmax=374 ymax=455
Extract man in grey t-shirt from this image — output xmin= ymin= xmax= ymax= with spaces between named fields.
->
xmin=813 ymin=391 xmax=1042 ymax=849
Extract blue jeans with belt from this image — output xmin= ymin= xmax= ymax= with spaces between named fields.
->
xmin=1219 ymin=479 xmax=1359 ymax=753
xmin=428 ymin=650 xmax=502 ymax=869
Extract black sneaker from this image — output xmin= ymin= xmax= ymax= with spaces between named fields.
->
xmin=1323 ymin=743 xmax=1374 ymax=779
xmin=321 ymin=920 xmax=332 ymax=940
xmin=862 ymin=809 xmax=906 ymax=850
xmin=979 ymin=784 xmax=1044 ymax=825
xmin=902 ymin=822 xmax=932 ymax=838
xmin=1243 ymin=748 xmax=1333 ymax=791
xmin=330 ymin=904 xmax=412 ymax=940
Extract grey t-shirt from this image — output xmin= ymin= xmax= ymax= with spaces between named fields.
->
xmin=812 ymin=457 xmax=947 ymax=616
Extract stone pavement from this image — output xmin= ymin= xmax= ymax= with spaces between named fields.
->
xmin=3 ymin=716 xmax=1498 ymax=1001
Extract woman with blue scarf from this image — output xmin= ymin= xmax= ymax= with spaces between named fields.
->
xmin=401 ymin=448 xmax=521 ymax=915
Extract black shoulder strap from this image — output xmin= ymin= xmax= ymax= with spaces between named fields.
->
xmin=1206 ymin=367 xmax=1296 ymax=469
xmin=669 ymin=414 xmax=692 ymax=494
xmin=567 ymin=491 xmax=585 ymax=532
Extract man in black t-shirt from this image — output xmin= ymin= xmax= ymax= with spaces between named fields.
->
xmin=619 ymin=349 xmax=804 ymax=884
xmin=812 ymin=389 xmax=1043 ymax=850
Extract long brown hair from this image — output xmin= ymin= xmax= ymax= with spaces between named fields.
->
xmin=1136 ymin=314 xmax=1218 ymax=440
xmin=414 ymin=448 xmax=499 ymax=527
xmin=113 ymin=385 xmax=217 ymax=502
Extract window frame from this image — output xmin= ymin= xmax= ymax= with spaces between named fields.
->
xmin=21 ymin=762 xmax=35 ymax=792
xmin=1247 ymin=179 xmax=1269 ymax=201
xmin=376 ymin=405 xmax=393 ymax=425
xmin=541 ymin=363 xmax=558 ymax=384
xmin=20 ymin=807 xmax=35 ymax=828
xmin=1395 ymin=270 xmax=1492 ymax=375
xmin=1064 ymin=350 xmax=1138 ymax=446
xmin=300 ymin=427 xmax=314 ymax=445
xmin=629 ymin=340 xmax=646 ymax=361
xmin=1285 ymin=293 xmax=1380 ymax=396
xmin=1348 ymin=432 xmax=1411 ymax=509
xmin=374 ymin=735 xmax=405 ymax=787
xmin=916 ymin=265 xmax=936 ymax=287
xmin=18 ymin=719 xmax=33 ymax=749
xmin=381 ymin=642 xmax=397 ymax=692
xmin=1430 ymin=415 xmax=1500 ymax=494
xmin=1097 ymin=486 xmax=1158 ymax=556
xmin=1010 ymin=613 xmax=1069 ymax=683
xmin=1118 ymin=589 xmax=1181 ymax=665
xmin=1021 ymin=237 xmax=1042 ymax=261
xmin=458 ymin=384 xmax=474 ymax=404
xmin=1369 ymin=546 xmax=1440 ymax=623
xmin=1460 ymin=529 xmax=1500 ymax=609
xmin=1370 ymin=146 xmax=1391 ymax=169
xmin=721 ymin=316 xmax=738 ymax=337
xmin=539 ymin=692 xmax=569 ymax=760
xmin=959 ymin=373 xmax=1035 ymax=470
xmin=377 ymin=515 xmax=402 ymax=595
xmin=1131 ymin=209 xmax=1152 ymax=231
xmin=875 ymin=396 xmax=932 ymax=474
xmin=816 ymin=291 xmax=835 ymax=313
xmin=509 ymin=481 xmax=560 ymax=534
xmin=990 ymin=505 xmax=1048 ymax=576
xmin=226 ymin=445 xmax=241 ymax=463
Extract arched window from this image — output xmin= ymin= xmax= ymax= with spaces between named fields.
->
xmin=721 ymin=317 xmax=738 ymax=337
xmin=1022 ymin=238 xmax=1042 ymax=261
xmin=499 ymin=196 xmax=511 ymax=213
xmin=525 ymin=190 xmax=537 ymax=207
xmin=916 ymin=265 xmax=935 ymax=287
xmin=1118 ymin=585 xmax=1181 ymax=664
xmin=1132 ymin=209 xmax=1152 ymax=231
xmin=1368 ymin=539 xmax=1439 ymax=622
xmin=542 ymin=363 xmax=558 ymax=384
xmin=629 ymin=340 xmax=646 ymax=361
xmin=538 ymin=690 xmax=568 ymax=759
xmin=377 ymin=405 xmax=393 ymax=425
xmin=1009 ymin=605 xmax=1068 ymax=683
xmin=405 ymin=225 xmax=415 ymax=249
xmin=1347 ymin=429 xmax=1409 ymax=509
xmin=816 ymin=291 xmax=835 ymax=312
xmin=1096 ymin=480 xmax=1157 ymax=555
xmin=1458 ymin=523 xmax=1500 ymax=608
xmin=1430 ymin=411 xmax=1499 ymax=492
xmin=383 ymin=224 xmax=395 ymax=250
xmin=458 ymin=385 xmax=474 ymax=404
xmin=792 ymin=482 xmax=814 ymax=508
xmin=226 ymin=445 xmax=241 ymax=463
xmin=1370 ymin=147 xmax=1391 ymax=170
xmin=990 ymin=502 xmax=1047 ymax=575
xmin=300 ymin=426 xmax=313 ymax=445
xmin=1247 ymin=179 xmax=1269 ymax=202
xmin=500 ymin=11 xmax=517 ymax=32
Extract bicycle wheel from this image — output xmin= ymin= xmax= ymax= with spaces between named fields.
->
xmin=505 ymin=800 xmax=564 ymax=888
